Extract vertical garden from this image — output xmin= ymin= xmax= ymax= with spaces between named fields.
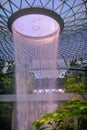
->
xmin=0 ymin=61 xmax=14 ymax=130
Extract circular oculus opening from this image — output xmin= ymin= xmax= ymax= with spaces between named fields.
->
xmin=12 ymin=14 xmax=60 ymax=38
xmin=8 ymin=7 xmax=64 ymax=38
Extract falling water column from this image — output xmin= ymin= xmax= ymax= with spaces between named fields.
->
xmin=8 ymin=8 xmax=64 ymax=130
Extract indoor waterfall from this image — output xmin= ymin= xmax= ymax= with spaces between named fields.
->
xmin=12 ymin=14 xmax=60 ymax=130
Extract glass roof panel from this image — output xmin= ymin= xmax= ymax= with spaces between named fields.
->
xmin=0 ymin=0 xmax=87 ymax=68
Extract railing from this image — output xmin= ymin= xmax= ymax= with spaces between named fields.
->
xmin=0 ymin=93 xmax=83 ymax=102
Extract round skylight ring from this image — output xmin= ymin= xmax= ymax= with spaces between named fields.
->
xmin=0 ymin=0 xmax=87 ymax=62
xmin=12 ymin=13 xmax=60 ymax=38
xmin=7 ymin=7 xmax=64 ymax=33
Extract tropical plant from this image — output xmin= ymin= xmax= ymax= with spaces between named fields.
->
xmin=0 ymin=60 xmax=14 ymax=94
xmin=0 ymin=60 xmax=14 ymax=130
xmin=0 ymin=102 xmax=13 ymax=130
xmin=64 ymin=59 xmax=87 ymax=95
xmin=32 ymin=99 xmax=87 ymax=130
xmin=32 ymin=59 xmax=87 ymax=130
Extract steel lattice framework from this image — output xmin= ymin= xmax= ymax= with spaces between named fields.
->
xmin=0 ymin=0 xmax=87 ymax=67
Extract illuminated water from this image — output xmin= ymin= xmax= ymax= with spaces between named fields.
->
xmin=12 ymin=16 xmax=60 ymax=130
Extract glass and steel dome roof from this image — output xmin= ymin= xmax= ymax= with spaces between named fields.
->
xmin=0 ymin=0 xmax=87 ymax=67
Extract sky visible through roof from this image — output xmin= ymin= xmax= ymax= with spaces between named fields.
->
xmin=0 ymin=0 xmax=87 ymax=70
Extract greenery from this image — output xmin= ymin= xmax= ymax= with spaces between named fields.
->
xmin=0 ymin=59 xmax=87 ymax=130
xmin=32 ymin=59 xmax=87 ymax=130
xmin=32 ymin=98 xmax=87 ymax=130
xmin=0 ymin=60 xmax=14 ymax=130
xmin=0 ymin=102 xmax=13 ymax=130
xmin=64 ymin=59 xmax=87 ymax=94
xmin=0 ymin=60 xmax=14 ymax=94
